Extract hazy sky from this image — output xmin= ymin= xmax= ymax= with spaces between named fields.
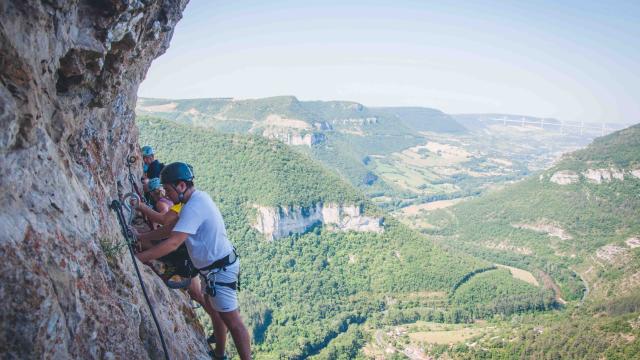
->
xmin=139 ymin=0 xmax=640 ymax=124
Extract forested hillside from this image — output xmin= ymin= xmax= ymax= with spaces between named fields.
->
xmin=137 ymin=96 xmax=449 ymax=196
xmin=133 ymin=117 xmax=640 ymax=359
xmin=137 ymin=116 xmax=491 ymax=357
xmin=417 ymin=124 xmax=640 ymax=358
xmin=137 ymin=97 xmax=600 ymax=216
xmin=134 ymin=99 xmax=639 ymax=358
xmin=428 ymin=124 xmax=640 ymax=299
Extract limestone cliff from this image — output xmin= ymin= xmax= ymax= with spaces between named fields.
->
xmin=548 ymin=167 xmax=639 ymax=185
xmin=0 ymin=1 xmax=210 ymax=359
xmin=263 ymin=130 xmax=326 ymax=147
xmin=252 ymin=203 xmax=384 ymax=241
xmin=582 ymin=168 xmax=625 ymax=183
xmin=549 ymin=170 xmax=579 ymax=185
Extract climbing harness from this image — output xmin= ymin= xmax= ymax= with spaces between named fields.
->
xmin=110 ymin=199 xmax=171 ymax=360
xmin=199 ymin=249 xmax=240 ymax=297
xmin=197 ymin=248 xmax=239 ymax=273
xmin=203 ymin=271 xmax=238 ymax=298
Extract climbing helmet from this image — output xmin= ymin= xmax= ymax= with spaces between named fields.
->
xmin=160 ymin=162 xmax=194 ymax=185
xmin=141 ymin=145 xmax=154 ymax=157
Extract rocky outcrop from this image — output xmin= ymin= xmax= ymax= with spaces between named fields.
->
xmin=582 ymin=168 xmax=624 ymax=183
xmin=513 ymin=222 xmax=572 ymax=240
xmin=549 ymin=170 xmax=579 ymax=185
xmin=313 ymin=121 xmax=333 ymax=130
xmin=252 ymin=203 xmax=384 ymax=241
xmin=626 ymin=237 xmax=640 ymax=249
xmin=550 ymin=167 xmax=639 ymax=185
xmin=332 ymin=117 xmax=378 ymax=125
xmin=0 ymin=1 xmax=210 ymax=359
xmin=258 ymin=115 xmax=326 ymax=146
xmin=596 ymin=245 xmax=629 ymax=264
xmin=264 ymin=131 xmax=326 ymax=146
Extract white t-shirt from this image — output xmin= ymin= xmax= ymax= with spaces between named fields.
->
xmin=173 ymin=190 xmax=233 ymax=269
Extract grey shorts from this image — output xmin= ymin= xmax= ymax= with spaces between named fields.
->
xmin=200 ymin=259 xmax=240 ymax=313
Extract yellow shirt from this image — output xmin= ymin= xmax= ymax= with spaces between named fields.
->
xmin=170 ymin=202 xmax=183 ymax=214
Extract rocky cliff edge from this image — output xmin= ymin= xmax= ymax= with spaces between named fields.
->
xmin=0 ymin=1 xmax=211 ymax=359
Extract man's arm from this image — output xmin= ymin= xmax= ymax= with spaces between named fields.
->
xmin=137 ymin=203 xmax=163 ymax=224
xmin=136 ymin=231 xmax=189 ymax=263
xmin=137 ymin=203 xmax=178 ymax=225
xmin=135 ymin=216 xmax=178 ymax=242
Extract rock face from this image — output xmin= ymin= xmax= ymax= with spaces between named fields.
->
xmin=331 ymin=117 xmax=378 ymax=125
xmin=252 ymin=203 xmax=384 ymax=241
xmin=549 ymin=170 xmax=579 ymax=185
xmin=513 ymin=222 xmax=572 ymax=240
xmin=0 ymin=1 xmax=210 ymax=359
xmin=582 ymin=168 xmax=624 ymax=183
xmin=596 ymin=245 xmax=629 ymax=264
xmin=264 ymin=130 xmax=326 ymax=147
xmin=626 ymin=237 xmax=640 ymax=249
xmin=550 ymin=168 xmax=638 ymax=185
xmin=257 ymin=114 xmax=326 ymax=147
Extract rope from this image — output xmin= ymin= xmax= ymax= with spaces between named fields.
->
xmin=110 ymin=199 xmax=171 ymax=360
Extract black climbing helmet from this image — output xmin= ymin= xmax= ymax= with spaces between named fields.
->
xmin=160 ymin=162 xmax=194 ymax=185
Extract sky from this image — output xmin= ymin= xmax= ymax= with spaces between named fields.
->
xmin=139 ymin=0 xmax=640 ymax=124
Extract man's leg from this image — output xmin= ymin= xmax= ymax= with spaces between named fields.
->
xmin=207 ymin=296 xmax=228 ymax=358
xmin=188 ymin=277 xmax=215 ymax=314
xmin=187 ymin=277 xmax=205 ymax=305
xmin=204 ymin=261 xmax=250 ymax=359
xmin=189 ymin=278 xmax=226 ymax=349
xmin=217 ymin=309 xmax=251 ymax=360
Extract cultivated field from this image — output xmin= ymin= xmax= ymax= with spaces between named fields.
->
xmin=408 ymin=326 xmax=483 ymax=344
xmin=495 ymin=263 xmax=540 ymax=286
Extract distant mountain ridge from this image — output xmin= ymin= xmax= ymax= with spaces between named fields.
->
xmin=454 ymin=113 xmax=634 ymax=135
xmin=137 ymin=96 xmax=468 ymax=194
xmin=137 ymin=96 xmax=613 ymax=210
xmin=137 ymin=96 xmax=466 ymax=134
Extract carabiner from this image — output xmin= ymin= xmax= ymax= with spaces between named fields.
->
xmin=122 ymin=192 xmax=140 ymax=225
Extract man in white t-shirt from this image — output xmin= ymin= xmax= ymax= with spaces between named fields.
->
xmin=136 ymin=162 xmax=251 ymax=360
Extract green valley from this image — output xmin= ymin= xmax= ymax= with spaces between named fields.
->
xmin=138 ymin=117 xmax=496 ymax=358
xmin=411 ymin=124 xmax=640 ymax=358
xmin=136 ymin=99 xmax=639 ymax=359
xmin=137 ymin=97 xmax=602 ymax=213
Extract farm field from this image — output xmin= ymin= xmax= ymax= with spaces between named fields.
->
xmin=363 ymin=321 xmax=495 ymax=359
xmin=407 ymin=322 xmax=486 ymax=344
xmin=495 ymin=263 xmax=540 ymax=286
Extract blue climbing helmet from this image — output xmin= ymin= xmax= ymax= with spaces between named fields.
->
xmin=141 ymin=145 xmax=154 ymax=157
xmin=148 ymin=178 xmax=162 ymax=192
xmin=160 ymin=162 xmax=195 ymax=185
